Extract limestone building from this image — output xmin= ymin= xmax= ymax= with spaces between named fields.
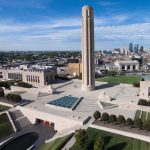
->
xmin=0 ymin=68 xmax=56 ymax=87
xmin=82 ymin=6 xmax=95 ymax=91
xmin=114 ymin=60 xmax=139 ymax=72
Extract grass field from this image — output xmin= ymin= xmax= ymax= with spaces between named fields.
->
xmin=96 ymin=75 xmax=141 ymax=84
xmin=40 ymin=133 xmax=74 ymax=150
xmin=0 ymin=114 xmax=14 ymax=140
xmin=0 ymin=104 xmax=10 ymax=111
xmin=71 ymin=128 xmax=150 ymax=150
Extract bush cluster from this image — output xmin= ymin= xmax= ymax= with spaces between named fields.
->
xmin=138 ymin=99 xmax=150 ymax=106
xmin=17 ymin=82 xmax=32 ymax=88
xmin=0 ymin=81 xmax=11 ymax=89
xmin=133 ymin=83 xmax=140 ymax=87
xmin=93 ymin=111 xmax=133 ymax=126
xmin=5 ymin=94 xmax=22 ymax=102
xmin=0 ymin=87 xmax=4 ymax=97
xmin=135 ymin=119 xmax=150 ymax=131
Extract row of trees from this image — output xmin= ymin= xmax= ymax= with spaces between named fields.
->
xmin=93 ymin=111 xmax=150 ymax=131
xmin=93 ymin=111 xmax=132 ymax=125
xmin=75 ymin=129 xmax=104 ymax=150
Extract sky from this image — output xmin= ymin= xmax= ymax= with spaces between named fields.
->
xmin=0 ymin=0 xmax=150 ymax=51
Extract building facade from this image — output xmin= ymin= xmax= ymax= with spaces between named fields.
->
xmin=114 ymin=60 xmax=139 ymax=72
xmin=0 ymin=68 xmax=56 ymax=87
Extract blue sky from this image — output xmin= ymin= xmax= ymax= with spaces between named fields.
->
xmin=0 ymin=0 xmax=150 ymax=50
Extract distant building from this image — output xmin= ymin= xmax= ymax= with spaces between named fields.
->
xmin=140 ymin=46 xmax=144 ymax=53
xmin=132 ymin=55 xmax=143 ymax=65
xmin=114 ymin=60 xmax=139 ymax=71
xmin=129 ymin=42 xmax=133 ymax=52
xmin=67 ymin=63 xmax=82 ymax=77
xmin=0 ymin=67 xmax=56 ymax=87
xmin=134 ymin=44 xmax=139 ymax=53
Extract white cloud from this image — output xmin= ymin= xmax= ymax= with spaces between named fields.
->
xmin=0 ymin=17 xmax=150 ymax=50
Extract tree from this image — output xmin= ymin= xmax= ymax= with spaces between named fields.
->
xmin=75 ymin=129 xmax=88 ymax=150
xmin=6 ymin=94 xmax=22 ymax=102
xmin=117 ymin=115 xmax=125 ymax=125
xmin=94 ymin=137 xmax=104 ymax=150
xmin=126 ymin=118 xmax=134 ymax=126
xmin=0 ymin=87 xmax=4 ymax=97
xmin=101 ymin=113 xmax=109 ymax=122
xmin=93 ymin=111 xmax=101 ymax=120
xmin=135 ymin=119 xmax=143 ymax=129
xmin=109 ymin=114 xmax=117 ymax=123
xmin=106 ymin=71 xmax=117 ymax=76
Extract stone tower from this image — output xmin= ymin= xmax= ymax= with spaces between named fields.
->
xmin=82 ymin=5 xmax=95 ymax=91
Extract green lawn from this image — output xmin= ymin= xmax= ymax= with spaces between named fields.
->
xmin=40 ymin=133 xmax=74 ymax=150
xmin=0 ymin=104 xmax=10 ymax=111
xmin=71 ymin=128 xmax=150 ymax=150
xmin=0 ymin=114 xmax=14 ymax=140
xmin=96 ymin=75 xmax=141 ymax=84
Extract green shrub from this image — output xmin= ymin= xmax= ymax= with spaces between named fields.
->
xmin=133 ymin=83 xmax=140 ymax=87
xmin=126 ymin=118 xmax=134 ymax=126
xmin=0 ymin=81 xmax=10 ymax=89
xmin=6 ymin=94 xmax=22 ymax=102
xmin=117 ymin=115 xmax=125 ymax=125
xmin=0 ymin=88 xmax=4 ymax=97
xmin=135 ymin=119 xmax=143 ymax=129
xmin=138 ymin=99 xmax=148 ymax=106
xmin=101 ymin=113 xmax=109 ymax=122
xmin=93 ymin=111 xmax=101 ymax=120
xmin=17 ymin=82 xmax=32 ymax=88
xmin=143 ymin=120 xmax=150 ymax=131
xmin=109 ymin=114 xmax=117 ymax=123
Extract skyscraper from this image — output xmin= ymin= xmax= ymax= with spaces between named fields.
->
xmin=82 ymin=6 xmax=95 ymax=91
xmin=129 ymin=42 xmax=133 ymax=52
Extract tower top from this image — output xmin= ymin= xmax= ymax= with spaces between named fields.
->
xmin=82 ymin=5 xmax=93 ymax=9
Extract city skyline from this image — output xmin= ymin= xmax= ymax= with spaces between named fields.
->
xmin=0 ymin=0 xmax=150 ymax=50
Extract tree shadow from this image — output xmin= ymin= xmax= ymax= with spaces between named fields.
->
xmin=107 ymin=142 xmax=127 ymax=150
xmin=104 ymin=135 xmax=112 ymax=146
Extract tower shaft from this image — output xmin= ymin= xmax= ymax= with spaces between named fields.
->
xmin=82 ymin=6 xmax=95 ymax=91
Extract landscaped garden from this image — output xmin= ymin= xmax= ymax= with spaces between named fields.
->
xmin=0 ymin=114 xmax=14 ymax=140
xmin=40 ymin=133 xmax=74 ymax=150
xmin=96 ymin=75 xmax=141 ymax=85
xmin=71 ymin=127 xmax=150 ymax=150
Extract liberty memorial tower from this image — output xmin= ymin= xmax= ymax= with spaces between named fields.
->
xmin=82 ymin=5 xmax=95 ymax=91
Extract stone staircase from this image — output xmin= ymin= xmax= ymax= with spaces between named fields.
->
xmin=8 ymin=109 xmax=31 ymax=131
